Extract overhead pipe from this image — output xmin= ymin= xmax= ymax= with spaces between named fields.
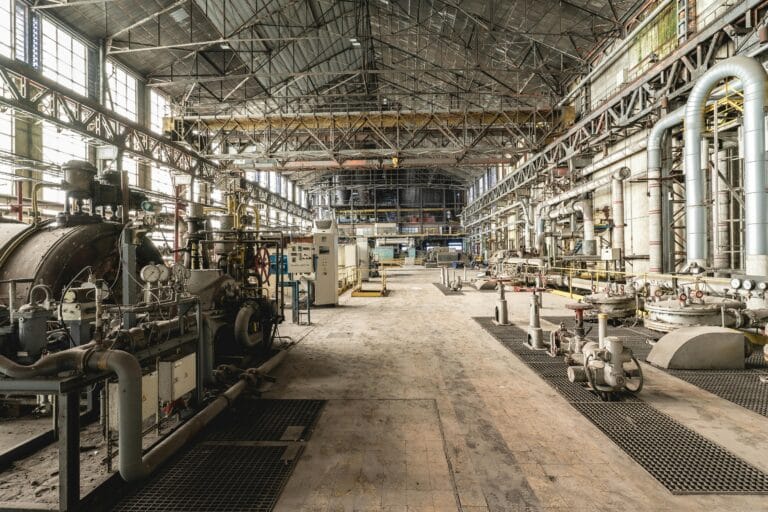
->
xmin=535 ymin=167 xmax=630 ymax=256
xmin=683 ymin=56 xmax=768 ymax=274
xmin=647 ymin=107 xmax=685 ymax=273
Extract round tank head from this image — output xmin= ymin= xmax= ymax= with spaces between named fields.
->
xmin=140 ymin=264 xmax=161 ymax=283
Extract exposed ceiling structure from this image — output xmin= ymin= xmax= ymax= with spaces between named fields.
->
xmin=36 ymin=0 xmax=646 ymax=189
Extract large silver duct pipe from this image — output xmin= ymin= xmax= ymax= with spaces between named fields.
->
xmin=684 ymin=56 xmax=768 ymax=274
xmin=647 ymin=108 xmax=685 ymax=273
xmin=534 ymin=168 xmax=630 ymax=256
xmin=573 ymin=199 xmax=596 ymax=256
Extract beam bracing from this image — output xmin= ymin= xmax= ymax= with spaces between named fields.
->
xmin=462 ymin=0 xmax=767 ymax=233
xmin=0 ymin=55 xmax=310 ymax=219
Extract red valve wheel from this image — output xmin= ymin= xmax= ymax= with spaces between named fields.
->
xmin=254 ymin=247 xmax=271 ymax=284
xmin=679 ymin=293 xmax=687 ymax=301
xmin=695 ymin=290 xmax=704 ymax=299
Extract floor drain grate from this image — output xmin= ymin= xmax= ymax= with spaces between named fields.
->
xmin=112 ymin=399 xmax=326 ymax=511
xmin=474 ymin=317 xmax=768 ymax=494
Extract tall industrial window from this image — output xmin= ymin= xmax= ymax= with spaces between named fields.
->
xmin=14 ymin=1 xmax=25 ymax=62
xmin=149 ymin=89 xmax=169 ymax=135
xmin=0 ymin=112 xmax=14 ymax=196
xmin=152 ymin=165 xmax=174 ymax=196
xmin=121 ymin=156 xmax=138 ymax=186
xmin=41 ymin=18 xmax=87 ymax=95
xmin=42 ymin=123 xmax=87 ymax=203
xmin=106 ymin=61 xmax=137 ymax=122
xmin=0 ymin=0 xmax=12 ymax=58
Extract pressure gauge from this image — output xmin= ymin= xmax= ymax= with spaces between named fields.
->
xmin=758 ymin=282 xmax=768 ymax=291
xmin=743 ymin=279 xmax=756 ymax=291
xmin=157 ymin=264 xmax=171 ymax=283
xmin=730 ymin=278 xmax=742 ymax=289
xmin=140 ymin=264 xmax=161 ymax=283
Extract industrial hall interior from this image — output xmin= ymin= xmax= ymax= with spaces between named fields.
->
xmin=4 ymin=0 xmax=768 ymax=511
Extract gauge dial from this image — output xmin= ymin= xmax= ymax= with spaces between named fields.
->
xmin=730 ymin=278 xmax=742 ymax=289
xmin=743 ymin=279 xmax=755 ymax=291
xmin=140 ymin=265 xmax=161 ymax=283
xmin=758 ymin=282 xmax=768 ymax=291
xmin=157 ymin=264 xmax=171 ymax=282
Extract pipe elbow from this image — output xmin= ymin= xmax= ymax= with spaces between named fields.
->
xmin=119 ymin=461 xmax=151 ymax=483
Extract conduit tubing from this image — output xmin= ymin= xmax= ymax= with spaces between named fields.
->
xmin=684 ymin=56 xmax=768 ymax=274
xmin=646 ymin=108 xmax=685 ymax=273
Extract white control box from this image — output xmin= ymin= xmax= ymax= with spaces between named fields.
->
xmin=108 ymin=371 xmax=157 ymax=430
xmin=159 ymin=353 xmax=196 ymax=402
xmin=287 ymin=243 xmax=314 ymax=274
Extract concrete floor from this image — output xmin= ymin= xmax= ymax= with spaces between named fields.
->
xmin=270 ymin=267 xmax=768 ymax=512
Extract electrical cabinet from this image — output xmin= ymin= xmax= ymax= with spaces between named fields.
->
xmin=108 ymin=371 xmax=157 ymax=430
xmin=313 ymin=219 xmax=339 ymax=306
xmin=159 ymin=353 xmax=196 ymax=402
xmin=287 ymin=243 xmax=314 ymax=274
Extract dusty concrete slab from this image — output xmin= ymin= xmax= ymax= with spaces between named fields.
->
xmin=270 ymin=268 xmax=768 ymax=512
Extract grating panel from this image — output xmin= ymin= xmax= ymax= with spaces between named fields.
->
xmin=474 ymin=316 xmax=768 ymax=494
xmin=665 ymin=371 xmax=768 ymax=418
xmin=433 ymin=282 xmax=463 ymax=295
xmin=203 ymin=399 xmax=325 ymax=442
xmin=573 ymin=402 xmax=768 ymax=494
xmin=112 ymin=399 xmax=326 ymax=512
xmin=113 ymin=445 xmax=299 ymax=511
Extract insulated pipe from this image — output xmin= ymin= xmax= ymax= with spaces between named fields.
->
xmin=612 ymin=167 xmax=629 ymax=263
xmin=715 ymin=149 xmax=731 ymax=270
xmin=0 ymin=344 xmax=92 ymax=379
xmin=85 ymin=350 xmax=149 ymax=482
xmin=683 ymin=56 xmax=768 ymax=273
xmin=647 ymin=108 xmax=685 ymax=273
xmin=534 ymin=168 xmax=630 ymax=256
xmin=573 ymin=200 xmax=595 ymax=256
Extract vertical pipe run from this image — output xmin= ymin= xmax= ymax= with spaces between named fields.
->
xmin=573 ymin=199 xmax=595 ymax=255
xmin=647 ymin=108 xmax=685 ymax=273
xmin=715 ymin=149 xmax=731 ymax=270
xmin=611 ymin=167 xmax=629 ymax=265
xmin=683 ymin=56 xmax=768 ymax=274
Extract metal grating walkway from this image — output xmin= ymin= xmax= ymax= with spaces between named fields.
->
xmin=474 ymin=317 xmax=768 ymax=494
xmin=544 ymin=314 xmax=768 ymax=419
xmin=112 ymin=399 xmax=326 ymax=512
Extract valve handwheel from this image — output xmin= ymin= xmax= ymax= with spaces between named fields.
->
xmin=254 ymin=247 xmax=271 ymax=284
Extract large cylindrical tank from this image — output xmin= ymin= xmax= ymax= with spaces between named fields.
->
xmin=0 ymin=220 xmax=162 ymax=306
